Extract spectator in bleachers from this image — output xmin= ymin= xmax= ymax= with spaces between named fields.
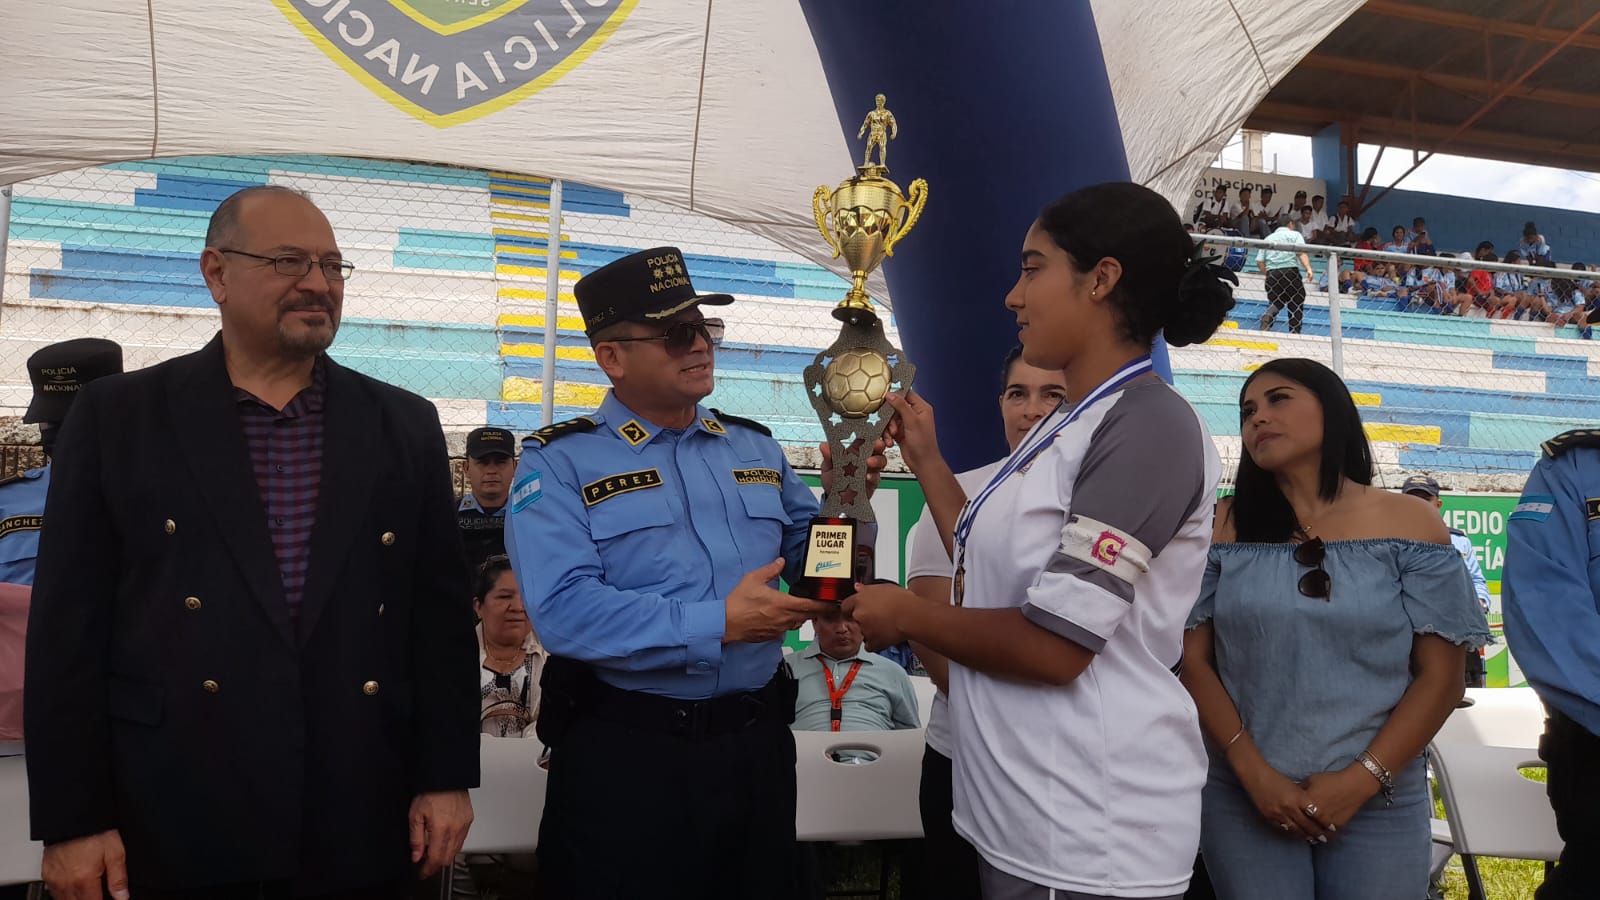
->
xmin=1352 ymin=227 xmax=1382 ymax=273
xmin=1182 ymin=357 xmax=1487 ymax=900
xmin=1409 ymin=256 xmax=1456 ymax=313
xmin=1551 ymin=264 xmax=1593 ymax=339
xmin=1327 ymin=200 xmax=1359 ymax=246
xmin=1380 ymin=225 xmax=1410 ymax=255
xmin=1315 ymin=267 xmax=1357 ymax=295
xmin=1258 ymin=187 xmax=1287 ymax=236
xmin=1409 ymin=218 xmax=1435 ymax=256
xmin=1520 ymin=221 xmax=1553 ymax=264
xmin=1232 ymin=186 xmax=1260 ymax=237
xmin=1258 ymin=218 xmax=1315 ymax=334
xmin=1455 ymin=242 xmax=1500 ymax=317
xmin=1307 ymin=195 xmax=1331 ymax=242
xmin=790 ymin=606 xmax=920 ymax=733
xmin=1491 ymin=250 xmax=1529 ymax=319
xmin=1296 ymin=205 xmax=1316 ymax=237
xmin=1290 ymin=190 xmax=1308 ymax=221
xmin=904 ymin=345 xmax=1068 ymax=900
xmin=1195 ymin=185 xmax=1236 ymax=234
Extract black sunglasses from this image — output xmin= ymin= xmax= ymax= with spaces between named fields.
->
xmin=605 ymin=318 xmax=724 ymax=356
xmin=1294 ymin=537 xmax=1331 ymax=600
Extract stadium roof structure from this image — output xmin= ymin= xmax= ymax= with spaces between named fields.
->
xmin=1246 ymin=0 xmax=1600 ymax=205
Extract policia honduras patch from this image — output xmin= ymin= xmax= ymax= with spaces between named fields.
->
xmin=583 ymin=469 xmax=663 ymax=506
xmin=732 ymin=468 xmax=782 ymax=487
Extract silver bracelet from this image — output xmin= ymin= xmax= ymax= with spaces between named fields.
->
xmin=1357 ymin=750 xmax=1395 ymax=807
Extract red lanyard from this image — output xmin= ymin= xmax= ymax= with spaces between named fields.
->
xmin=821 ymin=660 xmax=863 ymax=732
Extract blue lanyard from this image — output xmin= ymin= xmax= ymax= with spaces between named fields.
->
xmin=953 ymin=355 xmax=1153 ymax=556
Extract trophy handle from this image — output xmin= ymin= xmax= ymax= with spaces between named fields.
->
xmin=813 ymin=186 xmax=842 ymax=259
xmin=883 ymin=178 xmax=928 ymax=258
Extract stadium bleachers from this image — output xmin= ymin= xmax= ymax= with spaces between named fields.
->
xmin=4 ymin=155 xmax=1595 ymax=483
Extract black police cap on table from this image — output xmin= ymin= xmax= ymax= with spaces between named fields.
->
xmin=574 ymin=246 xmax=733 ymax=336
xmin=24 ymin=337 xmax=124 ymax=424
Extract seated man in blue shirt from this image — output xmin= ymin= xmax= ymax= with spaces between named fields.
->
xmin=790 ymin=606 xmax=921 ymax=733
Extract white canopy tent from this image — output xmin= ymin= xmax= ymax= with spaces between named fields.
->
xmin=0 ymin=0 xmax=1364 ymax=289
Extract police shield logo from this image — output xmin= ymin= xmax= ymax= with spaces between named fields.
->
xmin=274 ymin=0 xmax=637 ymax=127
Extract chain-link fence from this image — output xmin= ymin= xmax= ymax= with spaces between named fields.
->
xmin=0 ymin=154 xmax=860 ymax=449
xmin=5 ymin=154 xmax=1598 ymax=491
xmin=1178 ymin=232 xmax=1600 ymax=492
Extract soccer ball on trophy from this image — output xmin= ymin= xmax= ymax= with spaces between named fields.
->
xmin=822 ymin=348 xmax=892 ymax=419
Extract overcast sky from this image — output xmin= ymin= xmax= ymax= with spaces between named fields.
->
xmin=1217 ymin=132 xmax=1600 ymax=215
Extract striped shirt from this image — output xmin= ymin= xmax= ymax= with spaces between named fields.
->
xmin=236 ymin=362 xmax=326 ymax=619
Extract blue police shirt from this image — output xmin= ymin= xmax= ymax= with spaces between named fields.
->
xmin=0 ymin=465 xmax=49 ymax=586
xmin=505 ymin=392 xmax=818 ymax=699
xmin=1504 ymin=439 xmax=1600 ymax=734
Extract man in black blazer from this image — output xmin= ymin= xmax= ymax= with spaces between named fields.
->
xmin=24 ymin=185 xmax=480 ymax=900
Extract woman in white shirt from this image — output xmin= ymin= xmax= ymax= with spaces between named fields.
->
xmin=904 ymin=346 xmax=1067 ymax=900
xmin=847 ymin=181 xmax=1237 ymax=900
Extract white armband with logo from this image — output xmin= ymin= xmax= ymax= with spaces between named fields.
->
xmin=1060 ymin=515 xmax=1151 ymax=585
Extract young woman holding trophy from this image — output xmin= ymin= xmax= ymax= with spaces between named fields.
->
xmin=846 ymin=181 xmax=1237 ymax=900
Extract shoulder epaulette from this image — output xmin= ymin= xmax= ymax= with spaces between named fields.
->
xmin=1541 ymin=429 xmax=1600 ymax=458
xmin=1448 ymin=527 xmax=1467 ymax=538
xmin=524 ymin=416 xmax=599 ymax=447
xmin=710 ymin=409 xmax=771 ymax=437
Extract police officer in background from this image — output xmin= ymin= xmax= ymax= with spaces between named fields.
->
xmin=458 ymin=426 xmax=515 ymax=572
xmin=0 ymin=338 xmax=122 ymax=758
xmin=1401 ymin=474 xmax=1492 ymax=687
xmin=1504 ymin=429 xmax=1600 ymax=899
xmin=507 ymin=247 xmax=879 ymax=899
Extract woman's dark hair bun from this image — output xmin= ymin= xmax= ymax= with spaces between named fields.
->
xmin=1166 ymin=257 xmax=1238 ymax=347
xmin=1038 ymin=182 xmax=1236 ymax=348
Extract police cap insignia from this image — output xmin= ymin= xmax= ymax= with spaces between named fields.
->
xmin=525 ymin=416 xmax=598 ymax=447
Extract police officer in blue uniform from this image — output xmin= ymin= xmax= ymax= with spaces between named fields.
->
xmin=1503 ymin=428 xmax=1600 ymax=899
xmin=457 ymin=426 xmax=515 ymax=572
xmin=0 ymin=338 xmax=121 ymax=763
xmin=507 ymin=247 xmax=864 ymax=899
xmin=0 ymin=339 xmax=124 ymax=588
xmin=1401 ymin=475 xmax=1492 ymax=686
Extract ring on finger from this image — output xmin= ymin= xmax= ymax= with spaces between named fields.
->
xmin=1278 ymin=822 xmax=1294 ymax=832
xmin=1303 ymin=803 xmax=1320 ymax=817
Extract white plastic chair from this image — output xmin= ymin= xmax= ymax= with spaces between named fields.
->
xmin=440 ymin=735 xmax=547 ymax=899
xmin=793 ymin=728 xmax=925 ymax=842
xmin=0 ymin=756 xmax=43 ymax=895
xmin=1427 ymin=687 xmax=1562 ymax=900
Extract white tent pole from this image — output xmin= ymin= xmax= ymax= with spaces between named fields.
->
xmin=1326 ymin=250 xmax=1343 ymax=376
xmin=541 ymin=179 xmax=564 ymax=428
xmin=0 ymin=185 xmax=12 ymax=318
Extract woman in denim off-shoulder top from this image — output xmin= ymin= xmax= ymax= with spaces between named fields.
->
xmin=1180 ymin=358 xmax=1490 ymax=900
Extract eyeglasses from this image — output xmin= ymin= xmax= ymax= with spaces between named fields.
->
xmin=1293 ymin=537 xmax=1331 ymax=600
xmin=604 ymin=318 xmax=724 ymax=355
xmin=220 ymin=249 xmax=356 ymax=282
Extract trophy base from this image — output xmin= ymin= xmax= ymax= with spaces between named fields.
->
xmin=831 ymin=305 xmax=879 ymax=327
xmin=789 ymin=516 xmax=866 ymax=602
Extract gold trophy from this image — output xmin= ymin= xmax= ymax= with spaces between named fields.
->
xmin=792 ymin=95 xmax=926 ymax=602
